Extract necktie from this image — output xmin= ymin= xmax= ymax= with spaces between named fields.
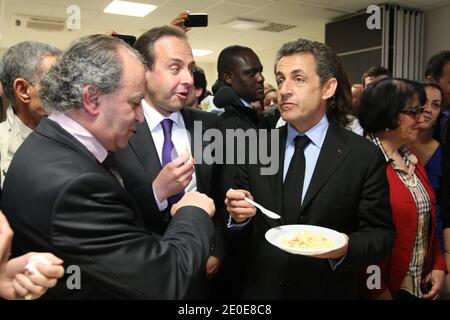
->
xmin=160 ymin=119 xmax=184 ymax=205
xmin=102 ymin=155 xmax=124 ymax=187
xmin=283 ymin=135 xmax=311 ymax=224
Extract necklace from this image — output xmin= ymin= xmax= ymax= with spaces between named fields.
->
xmin=379 ymin=139 xmax=418 ymax=188
xmin=398 ymin=170 xmax=418 ymax=188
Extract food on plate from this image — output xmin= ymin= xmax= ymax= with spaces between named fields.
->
xmin=180 ymin=145 xmax=192 ymax=163
xmin=281 ymin=231 xmax=336 ymax=249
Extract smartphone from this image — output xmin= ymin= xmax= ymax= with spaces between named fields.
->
xmin=114 ymin=34 xmax=136 ymax=47
xmin=185 ymin=13 xmax=208 ymax=28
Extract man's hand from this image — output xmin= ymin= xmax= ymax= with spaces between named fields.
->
xmin=170 ymin=11 xmax=191 ymax=33
xmin=171 ymin=191 xmax=215 ymax=218
xmin=104 ymin=30 xmax=118 ymax=36
xmin=153 ymin=153 xmax=194 ymax=202
xmin=225 ymin=189 xmax=256 ymax=223
xmin=0 ymin=211 xmax=13 ymax=276
xmin=1 ymin=211 xmax=65 ymax=300
xmin=312 ymin=233 xmax=349 ymax=259
xmin=4 ymin=253 xmax=64 ymax=300
xmin=422 ymin=269 xmax=445 ymax=300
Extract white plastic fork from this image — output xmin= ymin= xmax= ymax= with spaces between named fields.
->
xmin=229 ymin=189 xmax=281 ymax=219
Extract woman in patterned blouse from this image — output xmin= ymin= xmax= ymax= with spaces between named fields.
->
xmin=359 ymin=78 xmax=447 ymax=300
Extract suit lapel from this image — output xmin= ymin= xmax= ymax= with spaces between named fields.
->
xmin=129 ymin=120 xmax=162 ymax=182
xmin=180 ymin=108 xmax=209 ymax=193
xmin=300 ymin=122 xmax=351 ymax=212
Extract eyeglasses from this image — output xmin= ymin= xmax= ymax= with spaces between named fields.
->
xmin=400 ymin=106 xmax=425 ymax=116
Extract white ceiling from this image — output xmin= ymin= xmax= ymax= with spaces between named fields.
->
xmin=0 ymin=0 xmax=449 ymax=62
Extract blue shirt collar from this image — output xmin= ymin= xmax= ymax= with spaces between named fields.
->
xmin=286 ymin=115 xmax=329 ymax=148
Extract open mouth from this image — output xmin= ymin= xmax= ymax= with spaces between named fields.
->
xmin=175 ymin=92 xmax=188 ymax=100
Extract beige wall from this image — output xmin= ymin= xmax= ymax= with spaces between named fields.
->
xmin=424 ymin=4 xmax=450 ymax=72
xmin=196 ymin=61 xmax=216 ymax=94
xmin=257 ymin=47 xmax=280 ymax=89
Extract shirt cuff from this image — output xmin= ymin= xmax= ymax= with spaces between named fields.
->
xmin=328 ymin=252 xmax=347 ymax=271
xmin=152 ymin=182 xmax=168 ymax=211
xmin=227 ymin=215 xmax=251 ymax=230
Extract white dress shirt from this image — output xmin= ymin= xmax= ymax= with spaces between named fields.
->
xmin=283 ymin=115 xmax=329 ymax=202
xmin=142 ymin=99 xmax=197 ymax=210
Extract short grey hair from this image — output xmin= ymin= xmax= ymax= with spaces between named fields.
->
xmin=0 ymin=41 xmax=61 ymax=102
xmin=40 ymin=34 xmax=145 ymax=113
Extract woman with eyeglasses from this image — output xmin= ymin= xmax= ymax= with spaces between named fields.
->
xmin=359 ymin=78 xmax=446 ymax=300
xmin=408 ymin=83 xmax=445 ymax=252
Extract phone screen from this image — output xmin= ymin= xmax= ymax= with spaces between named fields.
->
xmin=114 ymin=34 xmax=136 ymax=47
xmin=185 ymin=13 xmax=208 ymax=28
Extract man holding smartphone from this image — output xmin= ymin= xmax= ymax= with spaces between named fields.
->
xmin=171 ymin=11 xmax=208 ymax=32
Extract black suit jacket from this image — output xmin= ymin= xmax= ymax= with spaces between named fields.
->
xmin=230 ymin=121 xmax=395 ymax=299
xmin=215 ymin=101 xmax=259 ymax=204
xmin=113 ymin=107 xmax=224 ymax=255
xmin=440 ymin=119 xmax=450 ymax=229
xmin=1 ymin=118 xmax=214 ymax=299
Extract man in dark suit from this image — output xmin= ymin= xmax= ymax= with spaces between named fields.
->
xmin=214 ymin=45 xmax=265 ymax=131
xmin=205 ymin=46 xmax=265 ymax=298
xmin=1 ymin=35 xmax=216 ymax=299
xmin=112 ymin=27 xmax=222 ymax=292
xmin=225 ymin=38 xmax=395 ymax=299
xmin=211 ymin=46 xmax=266 ymax=209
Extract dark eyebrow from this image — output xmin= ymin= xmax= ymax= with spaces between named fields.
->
xmin=168 ymin=58 xmax=184 ymax=65
xmin=244 ymin=67 xmax=259 ymax=74
xmin=275 ymin=69 xmax=306 ymax=78
xmin=290 ymin=69 xmax=306 ymax=77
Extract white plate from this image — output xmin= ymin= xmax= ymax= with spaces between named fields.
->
xmin=265 ymin=224 xmax=347 ymax=255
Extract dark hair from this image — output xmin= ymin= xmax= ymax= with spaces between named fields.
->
xmin=193 ymin=66 xmax=207 ymax=101
xmin=422 ymin=82 xmax=444 ymax=101
xmin=358 ymin=78 xmax=426 ymax=134
xmin=217 ymin=45 xmax=254 ymax=79
xmin=425 ymin=51 xmax=450 ymax=80
xmin=361 ymin=66 xmax=391 ymax=87
xmin=134 ymin=25 xmax=187 ymax=69
xmin=274 ymin=38 xmax=352 ymax=127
